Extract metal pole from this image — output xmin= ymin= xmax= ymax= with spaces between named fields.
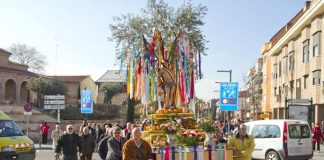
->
xmin=310 ymin=97 xmax=313 ymax=124
xmin=285 ymin=97 xmax=288 ymax=119
xmin=57 ymin=109 xmax=60 ymax=123
xmin=27 ymin=115 xmax=29 ymax=137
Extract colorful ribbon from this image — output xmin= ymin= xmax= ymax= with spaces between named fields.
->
xmin=211 ymin=145 xmax=216 ymax=160
xmin=184 ymin=146 xmax=188 ymax=160
xmin=194 ymin=145 xmax=197 ymax=160
xmin=198 ymin=145 xmax=204 ymax=160
xmin=208 ymin=145 xmax=211 ymax=160
xmin=218 ymin=143 xmax=223 ymax=160
xmin=223 ymin=144 xmax=227 ymax=160
xmin=160 ymin=147 xmax=164 ymax=160
xmin=178 ymin=146 xmax=182 ymax=160
xmin=164 ymin=146 xmax=170 ymax=160
xmin=171 ymin=146 xmax=175 ymax=160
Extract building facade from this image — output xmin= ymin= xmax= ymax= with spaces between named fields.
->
xmin=247 ymin=58 xmax=264 ymax=119
xmin=48 ymin=76 xmax=97 ymax=105
xmin=261 ymin=0 xmax=324 ymax=123
xmin=0 ymin=48 xmax=37 ymax=103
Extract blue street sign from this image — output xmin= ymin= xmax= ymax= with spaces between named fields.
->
xmin=219 ymin=82 xmax=239 ymax=111
xmin=81 ymin=90 xmax=93 ymax=114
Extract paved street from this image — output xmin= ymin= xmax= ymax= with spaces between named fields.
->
xmin=35 ymin=144 xmax=324 ymax=160
xmin=36 ymin=144 xmax=101 ymax=160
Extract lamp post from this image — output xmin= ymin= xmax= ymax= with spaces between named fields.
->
xmin=217 ymin=69 xmax=232 ymax=121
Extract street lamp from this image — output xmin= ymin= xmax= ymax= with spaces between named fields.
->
xmin=217 ymin=69 xmax=232 ymax=122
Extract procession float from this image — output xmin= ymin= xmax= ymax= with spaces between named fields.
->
xmin=125 ymin=28 xmax=233 ymax=159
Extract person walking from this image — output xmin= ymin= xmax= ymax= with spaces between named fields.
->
xmin=51 ymin=124 xmax=63 ymax=149
xmin=122 ymin=127 xmax=153 ymax=160
xmin=98 ymin=128 xmax=112 ymax=160
xmin=40 ymin=122 xmax=50 ymax=144
xmin=54 ymin=124 xmax=81 ymax=160
xmin=227 ymin=124 xmax=255 ymax=160
xmin=79 ymin=127 xmax=96 ymax=160
xmin=106 ymin=126 xmax=128 ymax=160
xmin=312 ymin=123 xmax=324 ymax=152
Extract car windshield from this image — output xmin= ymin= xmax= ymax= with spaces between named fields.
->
xmin=288 ymin=124 xmax=310 ymax=139
xmin=0 ymin=120 xmax=24 ymax=137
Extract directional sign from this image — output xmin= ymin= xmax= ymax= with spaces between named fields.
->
xmin=44 ymin=95 xmax=65 ymax=110
xmin=219 ymin=82 xmax=239 ymax=111
xmin=81 ymin=90 xmax=93 ymax=114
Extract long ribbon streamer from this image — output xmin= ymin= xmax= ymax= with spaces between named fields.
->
xmin=171 ymin=146 xmax=175 ymax=160
xmin=194 ymin=145 xmax=197 ymax=160
xmin=211 ymin=145 xmax=216 ymax=160
xmin=218 ymin=143 xmax=223 ymax=160
xmin=198 ymin=145 xmax=204 ymax=160
xmin=160 ymin=147 xmax=164 ymax=160
xmin=223 ymin=144 xmax=227 ymax=160
xmin=164 ymin=146 xmax=170 ymax=160
xmin=208 ymin=145 xmax=211 ymax=160
xmin=178 ymin=146 xmax=182 ymax=160
xmin=184 ymin=147 xmax=188 ymax=160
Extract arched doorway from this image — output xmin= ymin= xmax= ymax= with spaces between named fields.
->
xmin=5 ymin=79 xmax=16 ymax=101
xmin=20 ymin=81 xmax=29 ymax=103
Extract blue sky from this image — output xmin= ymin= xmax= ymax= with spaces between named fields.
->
xmin=0 ymin=0 xmax=307 ymax=100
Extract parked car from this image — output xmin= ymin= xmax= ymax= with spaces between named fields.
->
xmin=244 ymin=120 xmax=313 ymax=160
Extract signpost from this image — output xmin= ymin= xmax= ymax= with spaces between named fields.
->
xmin=219 ymin=82 xmax=239 ymax=111
xmin=81 ymin=90 xmax=93 ymax=119
xmin=44 ymin=95 xmax=65 ymax=123
xmin=23 ymin=103 xmax=32 ymax=136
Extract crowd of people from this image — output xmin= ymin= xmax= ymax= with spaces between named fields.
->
xmin=36 ymin=119 xmax=324 ymax=160
xmin=49 ymin=121 xmax=153 ymax=160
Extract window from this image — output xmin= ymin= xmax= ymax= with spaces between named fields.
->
xmin=312 ymin=70 xmax=321 ymax=85
xmin=289 ymin=124 xmax=310 ymax=138
xmin=273 ymin=63 xmax=277 ymax=79
xmin=263 ymin=56 xmax=267 ymax=64
xmin=279 ymin=61 xmax=282 ymax=77
xmin=304 ymin=75 xmax=308 ymax=89
xmin=0 ymin=120 xmax=24 ymax=137
xmin=274 ymin=87 xmax=277 ymax=97
xmin=289 ymin=51 xmax=295 ymax=71
xmin=283 ymin=56 xmax=288 ymax=75
xmin=313 ymin=31 xmax=321 ymax=57
xmin=252 ymin=125 xmax=281 ymax=138
xmin=303 ymin=39 xmax=309 ymax=63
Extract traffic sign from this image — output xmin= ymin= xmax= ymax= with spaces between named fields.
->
xmin=44 ymin=95 xmax=65 ymax=110
xmin=81 ymin=90 xmax=93 ymax=114
xmin=219 ymin=82 xmax=239 ymax=111
xmin=24 ymin=103 xmax=32 ymax=112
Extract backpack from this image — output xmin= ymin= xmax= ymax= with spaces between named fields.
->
xmin=97 ymin=136 xmax=109 ymax=160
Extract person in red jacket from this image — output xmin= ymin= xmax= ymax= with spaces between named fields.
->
xmin=312 ymin=123 xmax=324 ymax=152
xmin=40 ymin=122 xmax=50 ymax=144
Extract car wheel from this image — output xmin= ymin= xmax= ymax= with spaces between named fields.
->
xmin=266 ymin=151 xmax=280 ymax=160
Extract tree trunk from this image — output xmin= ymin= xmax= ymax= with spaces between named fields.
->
xmin=126 ymin=96 xmax=135 ymax=123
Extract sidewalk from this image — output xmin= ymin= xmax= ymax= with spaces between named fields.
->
xmin=35 ymin=144 xmax=53 ymax=150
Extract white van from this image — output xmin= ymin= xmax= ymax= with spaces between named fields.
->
xmin=245 ymin=120 xmax=313 ymax=160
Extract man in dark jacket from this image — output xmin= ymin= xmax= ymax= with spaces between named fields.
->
xmin=98 ymin=128 xmax=111 ymax=160
xmin=106 ymin=126 xmax=127 ymax=160
xmin=79 ymin=127 xmax=95 ymax=160
xmin=54 ymin=124 xmax=81 ymax=160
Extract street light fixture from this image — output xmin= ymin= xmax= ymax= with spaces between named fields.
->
xmin=217 ymin=69 xmax=232 ymax=122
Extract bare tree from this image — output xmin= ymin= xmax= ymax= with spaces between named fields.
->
xmin=9 ymin=43 xmax=47 ymax=74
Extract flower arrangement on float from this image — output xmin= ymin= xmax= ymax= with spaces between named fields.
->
xmin=197 ymin=117 xmax=216 ymax=133
xmin=197 ymin=117 xmax=218 ymax=146
xmin=175 ymin=129 xmax=204 ymax=147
